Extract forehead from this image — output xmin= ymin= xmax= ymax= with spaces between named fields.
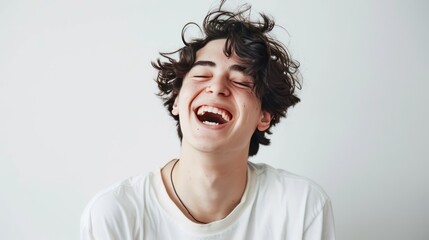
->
xmin=195 ymin=39 xmax=242 ymax=64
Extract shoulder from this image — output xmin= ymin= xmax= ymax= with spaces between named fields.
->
xmin=251 ymin=162 xmax=329 ymax=195
xmin=90 ymin=174 xmax=149 ymax=207
xmin=248 ymin=163 xmax=336 ymax=238
xmin=250 ymin=162 xmax=331 ymax=219
xmin=80 ymin=173 xmax=152 ymax=238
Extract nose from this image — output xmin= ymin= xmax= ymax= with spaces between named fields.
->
xmin=205 ymin=77 xmax=230 ymax=96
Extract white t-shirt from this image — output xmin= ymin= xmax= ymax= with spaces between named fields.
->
xmin=80 ymin=162 xmax=335 ymax=240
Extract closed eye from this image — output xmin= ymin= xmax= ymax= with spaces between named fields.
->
xmin=193 ymin=75 xmax=211 ymax=80
xmin=232 ymin=81 xmax=254 ymax=88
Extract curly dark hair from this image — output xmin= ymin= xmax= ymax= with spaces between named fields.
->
xmin=152 ymin=3 xmax=301 ymax=156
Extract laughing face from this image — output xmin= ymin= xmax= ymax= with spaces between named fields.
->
xmin=172 ymin=39 xmax=272 ymax=155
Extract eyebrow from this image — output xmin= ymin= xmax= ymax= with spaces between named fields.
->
xmin=192 ymin=60 xmax=247 ymax=74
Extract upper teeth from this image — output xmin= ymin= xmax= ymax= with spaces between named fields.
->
xmin=197 ymin=106 xmax=231 ymax=122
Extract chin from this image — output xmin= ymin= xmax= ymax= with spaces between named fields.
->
xmin=183 ymin=136 xmax=223 ymax=152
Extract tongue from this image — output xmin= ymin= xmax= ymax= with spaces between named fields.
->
xmin=198 ymin=112 xmax=226 ymax=124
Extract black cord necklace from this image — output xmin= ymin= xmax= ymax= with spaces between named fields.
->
xmin=170 ymin=159 xmax=207 ymax=224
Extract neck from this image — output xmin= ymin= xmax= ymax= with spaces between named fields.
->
xmin=162 ymin=141 xmax=249 ymax=223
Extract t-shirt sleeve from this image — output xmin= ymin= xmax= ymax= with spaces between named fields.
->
xmin=80 ymin=186 xmax=140 ymax=240
xmin=303 ymin=199 xmax=336 ymax=240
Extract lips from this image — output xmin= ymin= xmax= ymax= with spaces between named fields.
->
xmin=196 ymin=105 xmax=232 ymax=126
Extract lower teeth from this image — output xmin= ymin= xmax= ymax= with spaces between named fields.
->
xmin=203 ymin=121 xmax=219 ymax=126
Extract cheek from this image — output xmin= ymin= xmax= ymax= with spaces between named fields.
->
xmin=239 ymin=102 xmax=261 ymax=120
xmin=176 ymin=85 xmax=201 ymax=110
xmin=240 ymin=95 xmax=262 ymax=110
xmin=181 ymin=82 xmax=206 ymax=99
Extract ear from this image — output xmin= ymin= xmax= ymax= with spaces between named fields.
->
xmin=257 ymin=111 xmax=272 ymax=131
xmin=171 ymin=98 xmax=179 ymax=116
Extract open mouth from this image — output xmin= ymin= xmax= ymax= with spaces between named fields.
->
xmin=196 ymin=105 xmax=232 ymax=126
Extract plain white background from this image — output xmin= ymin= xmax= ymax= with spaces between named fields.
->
xmin=1 ymin=0 xmax=428 ymax=239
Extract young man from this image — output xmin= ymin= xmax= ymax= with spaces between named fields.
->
xmin=81 ymin=3 xmax=335 ymax=240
